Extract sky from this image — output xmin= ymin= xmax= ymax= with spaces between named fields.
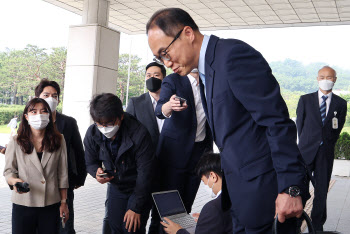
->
xmin=1 ymin=0 xmax=350 ymax=70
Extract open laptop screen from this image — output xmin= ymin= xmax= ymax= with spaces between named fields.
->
xmin=153 ymin=190 xmax=187 ymax=217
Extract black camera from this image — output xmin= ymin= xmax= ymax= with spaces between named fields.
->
xmin=15 ymin=182 xmax=30 ymax=193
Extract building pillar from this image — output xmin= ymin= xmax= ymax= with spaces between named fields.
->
xmin=63 ymin=0 xmax=120 ymax=137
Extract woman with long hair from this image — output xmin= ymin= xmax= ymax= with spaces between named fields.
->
xmin=3 ymin=98 xmax=69 ymax=234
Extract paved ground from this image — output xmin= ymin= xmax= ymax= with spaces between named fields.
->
xmin=1 ymin=133 xmax=350 ymax=233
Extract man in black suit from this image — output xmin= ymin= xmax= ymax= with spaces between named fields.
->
xmin=126 ymin=62 xmax=166 ymax=233
xmin=296 ymin=66 xmax=347 ymax=231
xmin=161 ymin=152 xmax=232 ymax=234
xmin=155 ymin=70 xmax=213 ymax=219
xmin=35 ymin=80 xmax=87 ymax=234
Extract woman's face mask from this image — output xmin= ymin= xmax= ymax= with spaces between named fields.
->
xmin=28 ymin=114 xmax=50 ymax=130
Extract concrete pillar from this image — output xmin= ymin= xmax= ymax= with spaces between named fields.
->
xmin=62 ymin=0 xmax=120 ymax=138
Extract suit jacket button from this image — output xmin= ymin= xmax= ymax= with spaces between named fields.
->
xmin=41 ymin=180 xmax=45 ymax=184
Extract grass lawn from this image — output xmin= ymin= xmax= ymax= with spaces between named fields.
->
xmin=342 ymin=126 xmax=350 ymax=134
xmin=0 ymin=124 xmax=12 ymax=134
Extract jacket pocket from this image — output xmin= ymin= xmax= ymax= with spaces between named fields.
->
xmin=239 ymin=153 xmax=274 ymax=181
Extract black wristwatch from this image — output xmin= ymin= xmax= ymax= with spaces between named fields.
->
xmin=283 ymin=186 xmax=301 ymax=197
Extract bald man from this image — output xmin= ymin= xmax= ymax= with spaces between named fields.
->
xmin=296 ymin=66 xmax=347 ymax=231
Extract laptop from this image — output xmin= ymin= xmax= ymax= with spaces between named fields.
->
xmin=152 ymin=190 xmax=197 ymax=229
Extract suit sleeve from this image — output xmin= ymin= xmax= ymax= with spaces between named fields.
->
xmin=70 ymin=118 xmax=87 ymax=186
xmin=126 ymin=98 xmax=136 ymax=117
xmin=335 ymin=99 xmax=347 ymax=142
xmin=155 ymin=76 xmax=176 ymax=119
xmin=58 ymin=136 xmax=69 ymax=189
xmin=3 ymin=137 xmax=18 ymax=183
xmin=225 ymin=43 xmax=306 ymax=193
xmin=83 ymin=129 xmax=101 ymax=178
xmin=193 ymin=201 xmax=225 ymax=234
xmin=296 ymin=97 xmax=305 ymax=139
xmin=128 ymin=129 xmax=155 ymax=213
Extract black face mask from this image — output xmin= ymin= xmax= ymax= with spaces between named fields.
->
xmin=146 ymin=77 xmax=162 ymax=92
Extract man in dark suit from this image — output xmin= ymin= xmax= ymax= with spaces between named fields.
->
xmin=35 ymin=80 xmax=87 ymax=234
xmin=296 ymin=66 xmax=347 ymax=231
xmin=126 ymin=62 xmax=166 ymax=233
xmin=161 ymin=152 xmax=233 ymax=234
xmin=155 ymin=70 xmax=213 ymax=218
xmin=146 ymin=8 xmax=309 ymax=233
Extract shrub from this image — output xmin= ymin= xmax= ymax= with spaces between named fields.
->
xmin=0 ymin=105 xmax=25 ymax=125
xmin=334 ymin=132 xmax=350 ymax=160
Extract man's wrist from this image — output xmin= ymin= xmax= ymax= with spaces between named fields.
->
xmin=283 ymin=186 xmax=301 ymax=197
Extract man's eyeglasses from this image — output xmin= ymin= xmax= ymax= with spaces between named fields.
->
xmin=153 ymin=28 xmax=184 ymax=66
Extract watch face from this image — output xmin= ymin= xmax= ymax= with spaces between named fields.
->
xmin=289 ymin=186 xmax=301 ymax=197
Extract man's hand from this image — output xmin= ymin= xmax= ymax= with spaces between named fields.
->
xmin=95 ymin=168 xmax=114 ymax=184
xmin=123 ymin=209 xmax=141 ymax=233
xmin=0 ymin=148 xmax=5 ymax=154
xmin=60 ymin=203 xmax=69 ymax=223
xmin=275 ymin=193 xmax=303 ymax=223
xmin=162 ymin=94 xmax=188 ymax=117
xmin=161 ymin=217 xmax=183 ymax=234
xmin=192 ymin=213 xmax=200 ymax=223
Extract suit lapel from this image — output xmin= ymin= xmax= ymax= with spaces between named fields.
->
xmin=28 ymin=148 xmax=44 ymax=175
xmin=312 ymin=91 xmax=323 ymax=126
xmin=144 ymin=93 xmax=159 ymax=133
xmin=204 ymin=35 xmax=219 ymax=136
xmin=41 ymin=151 xmax=53 ymax=169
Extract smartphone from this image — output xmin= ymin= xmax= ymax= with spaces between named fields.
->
xmin=97 ymin=173 xmax=110 ymax=178
xmin=175 ymin=96 xmax=187 ymax=106
xmin=61 ymin=214 xmax=66 ymax=228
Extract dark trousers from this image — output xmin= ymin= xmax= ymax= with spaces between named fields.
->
xmin=106 ymin=184 xmax=149 ymax=234
xmin=12 ymin=203 xmax=60 ymax=234
xmin=151 ymin=141 xmax=206 ymax=234
xmin=59 ymin=188 xmax=75 ymax=234
xmin=308 ymin=145 xmax=334 ymax=231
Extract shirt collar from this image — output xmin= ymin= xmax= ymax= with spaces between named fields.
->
xmin=187 ymin=74 xmax=198 ymax=85
xmin=318 ymin=89 xmax=332 ymax=99
xmin=198 ymin=35 xmax=210 ymax=76
xmin=149 ymin=92 xmax=157 ymax=105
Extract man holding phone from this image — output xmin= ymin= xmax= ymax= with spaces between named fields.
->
xmin=154 ymin=69 xmax=213 ymax=232
xmin=84 ymin=93 xmax=155 ymax=234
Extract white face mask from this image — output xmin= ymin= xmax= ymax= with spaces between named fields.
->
xmin=98 ymin=125 xmax=119 ymax=138
xmin=44 ymin=97 xmax=58 ymax=112
xmin=28 ymin=114 xmax=50 ymax=130
xmin=318 ymin=80 xmax=334 ymax=91
xmin=203 ymin=176 xmax=216 ymax=198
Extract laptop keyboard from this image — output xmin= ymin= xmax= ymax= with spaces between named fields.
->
xmin=172 ymin=215 xmax=197 ymax=229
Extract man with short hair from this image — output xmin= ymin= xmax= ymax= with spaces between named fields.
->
xmin=84 ymin=93 xmax=155 ymax=234
xmin=35 ymin=79 xmax=87 ymax=234
xmin=125 ymin=62 xmax=166 ymax=233
xmin=146 ymin=8 xmax=309 ymax=233
xmin=296 ymin=66 xmax=347 ymax=231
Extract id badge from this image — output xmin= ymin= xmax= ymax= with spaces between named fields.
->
xmin=332 ymin=111 xmax=338 ymax=129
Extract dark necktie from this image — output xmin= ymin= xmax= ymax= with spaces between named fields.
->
xmin=320 ymin=95 xmax=328 ymax=126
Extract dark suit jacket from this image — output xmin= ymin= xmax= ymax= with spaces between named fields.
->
xmin=126 ymin=92 xmax=159 ymax=150
xmin=296 ymin=91 xmax=347 ymax=164
xmin=155 ymin=73 xmax=213 ymax=169
xmin=56 ymin=112 xmax=87 ymax=188
xmin=199 ymin=35 xmax=308 ymax=227
xmin=177 ymin=194 xmax=233 ymax=234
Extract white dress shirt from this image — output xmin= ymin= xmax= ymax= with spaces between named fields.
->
xmin=149 ymin=92 xmax=164 ymax=133
xmin=318 ymin=89 xmax=332 ymax=116
xmin=187 ymin=74 xmax=206 ymax=142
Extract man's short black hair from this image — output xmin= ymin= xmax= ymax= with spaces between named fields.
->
xmin=146 ymin=62 xmax=166 ymax=78
xmin=89 ymin=93 xmax=123 ymax=124
xmin=35 ymin=79 xmax=61 ymax=100
xmin=146 ymin=8 xmax=199 ymax=37
xmin=196 ymin=152 xmax=222 ymax=178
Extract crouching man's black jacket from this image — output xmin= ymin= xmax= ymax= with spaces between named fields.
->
xmin=84 ymin=113 xmax=155 ymax=213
